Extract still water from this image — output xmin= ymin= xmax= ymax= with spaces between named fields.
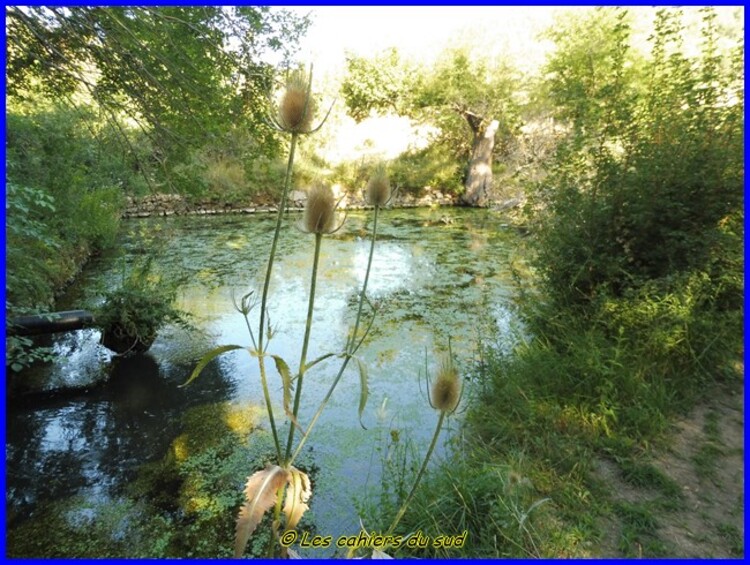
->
xmin=6 ymin=207 xmax=525 ymax=556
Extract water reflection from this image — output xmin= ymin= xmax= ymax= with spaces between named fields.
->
xmin=6 ymin=207 xmax=527 ymax=553
xmin=6 ymin=351 xmax=237 ymax=528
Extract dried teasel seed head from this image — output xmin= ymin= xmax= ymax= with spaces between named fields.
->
xmin=278 ymin=71 xmax=317 ymax=134
xmin=304 ymin=183 xmax=336 ymax=234
xmin=431 ymin=354 xmax=461 ymax=413
xmin=366 ymin=164 xmax=391 ymax=207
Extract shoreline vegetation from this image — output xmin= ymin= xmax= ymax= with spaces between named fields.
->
xmin=6 ymin=5 xmax=742 ymax=558
xmin=119 ymin=188 xmax=467 ymax=219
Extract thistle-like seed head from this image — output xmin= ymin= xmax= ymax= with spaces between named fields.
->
xmin=304 ymin=183 xmax=336 ymax=234
xmin=366 ymin=164 xmax=391 ymax=207
xmin=431 ymin=354 xmax=461 ymax=413
xmin=278 ymin=71 xmax=316 ymax=134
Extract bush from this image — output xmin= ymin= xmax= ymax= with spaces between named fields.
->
xmin=96 ymin=259 xmax=191 ymax=355
xmin=389 ymin=143 xmax=464 ymax=196
xmin=533 ymin=7 xmax=743 ymax=308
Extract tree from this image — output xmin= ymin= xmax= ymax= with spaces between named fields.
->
xmin=342 ymin=46 xmax=520 ymax=206
xmin=534 ymin=7 xmax=743 ymax=304
xmin=6 ymin=7 xmax=310 ymax=180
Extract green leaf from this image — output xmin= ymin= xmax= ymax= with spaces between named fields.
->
xmin=356 ymin=356 xmax=369 ymax=429
xmin=180 ymin=344 xmax=245 ymax=388
xmin=271 ymin=354 xmax=293 ymax=413
xmin=11 ymin=363 xmax=23 ymax=372
xmin=303 ymin=352 xmax=335 ymax=373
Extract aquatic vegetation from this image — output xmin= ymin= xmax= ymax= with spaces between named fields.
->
xmin=96 ymin=258 xmax=192 ymax=355
xmin=184 ymin=65 xmax=464 ymax=558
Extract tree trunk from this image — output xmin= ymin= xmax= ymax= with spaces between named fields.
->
xmin=462 ymin=118 xmax=499 ymax=207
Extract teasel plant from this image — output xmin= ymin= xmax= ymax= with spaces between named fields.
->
xmin=181 ymin=66 xmax=400 ymax=557
xmin=285 ymin=162 xmax=396 ymax=466
xmin=344 ymin=342 xmax=464 ymax=559
xmin=383 ymin=343 xmax=463 ymax=547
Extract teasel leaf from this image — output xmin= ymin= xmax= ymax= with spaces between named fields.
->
xmin=271 ymin=354 xmax=293 ymax=413
xmin=282 ymin=466 xmax=312 ymax=532
xmin=235 ymin=465 xmax=289 ymax=558
xmin=356 ymin=356 xmax=369 ymax=429
xmin=303 ymin=352 xmax=335 ymax=373
xmin=284 ymin=406 xmax=307 ymax=435
xmin=179 ymin=344 xmax=245 ymax=388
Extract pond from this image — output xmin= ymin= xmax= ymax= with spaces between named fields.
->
xmin=6 ymin=207 xmax=526 ymax=557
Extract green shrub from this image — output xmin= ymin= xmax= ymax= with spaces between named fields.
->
xmin=389 ymin=143 xmax=464 ymax=195
xmin=95 ymin=259 xmax=191 ymax=355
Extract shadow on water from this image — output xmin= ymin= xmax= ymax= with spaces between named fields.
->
xmin=5 ymin=207 xmax=529 ymax=556
xmin=6 ymin=349 xmax=237 ymax=530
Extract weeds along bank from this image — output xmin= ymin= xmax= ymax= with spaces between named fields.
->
xmin=362 ymin=8 xmax=743 ymax=558
xmin=5 ymin=6 xmax=742 ymax=558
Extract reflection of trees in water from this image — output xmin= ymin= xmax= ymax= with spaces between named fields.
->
xmin=6 ymin=352 xmax=237 ymax=527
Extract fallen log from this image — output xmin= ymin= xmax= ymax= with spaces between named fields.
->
xmin=7 ymin=310 xmax=95 ymax=337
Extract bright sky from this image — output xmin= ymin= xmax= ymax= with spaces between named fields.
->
xmin=285 ymin=6 xmax=559 ymax=76
xmin=274 ymin=6 xmax=561 ymax=164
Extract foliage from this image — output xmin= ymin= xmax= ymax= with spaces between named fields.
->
xmin=388 ymin=143 xmax=464 ymax=195
xmin=5 ymin=181 xmax=61 ymax=312
xmin=5 ymin=104 xmax=128 ymax=313
xmin=6 ymin=7 xmax=309 ymax=170
xmin=95 ymin=259 xmax=191 ymax=355
xmin=533 ymin=7 xmax=743 ymax=305
xmin=342 ymin=45 xmax=522 ymax=195
xmin=5 ymin=109 xmax=127 ymax=369
xmin=341 ymin=47 xmax=412 ymax=122
xmin=373 ymin=7 xmax=743 ymax=559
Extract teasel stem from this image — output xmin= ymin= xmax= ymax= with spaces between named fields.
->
xmin=284 ymin=232 xmax=323 ymax=463
xmin=386 ymin=410 xmax=446 ymax=538
xmin=269 ymin=484 xmax=286 ymax=557
xmin=348 ymin=204 xmax=379 ymax=355
xmin=258 ymin=131 xmax=299 ymax=461
xmin=288 ymin=205 xmax=381 ymax=466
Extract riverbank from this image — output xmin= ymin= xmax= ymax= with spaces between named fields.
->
xmin=121 ymin=186 xmax=461 ymax=218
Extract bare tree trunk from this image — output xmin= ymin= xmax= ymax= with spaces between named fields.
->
xmin=462 ymin=118 xmax=499 ymax=207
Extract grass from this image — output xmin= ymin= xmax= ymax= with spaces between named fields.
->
xmin=692 ymin=443 xmax=726 ymax=481
xmin=613 ymin=501 xmax=670 ymax=557
xmin=616 ymin=459 xmax=682 ymax=502
xmin=689 ymin=408 xmax=729 ymax=482
xmin=358 ymin=274 xmax=742 ymax=558
xmin=715 ymin=523 xmax=743 ymax=557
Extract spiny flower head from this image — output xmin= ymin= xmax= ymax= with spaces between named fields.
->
xmin=430 ymin=354 xmax=461 ymax=413
xmin=366 ymin=164 xmax=391 ymax=207
xmin=303 ymin=183 xmax=336 ymax=234
xmin=278 ymin=70 xmax=317 ymax=134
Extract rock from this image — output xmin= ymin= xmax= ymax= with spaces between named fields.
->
xmin=290 ymin=190 xmax=307 ymax=204
xmin=494 ymin=197 xmax=525 ymax=211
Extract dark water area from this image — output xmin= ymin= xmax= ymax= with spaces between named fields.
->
xmin=5 ymin=207 xmax=527 ymax=556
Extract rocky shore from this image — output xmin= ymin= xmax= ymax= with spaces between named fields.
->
xmin=122 ymin=186 xmax=460 ymax=218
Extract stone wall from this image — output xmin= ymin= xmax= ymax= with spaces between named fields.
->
xmin=122 ymin=186 xmax=459 ymax=218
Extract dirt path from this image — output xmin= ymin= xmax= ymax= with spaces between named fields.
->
xmin=593 ymin=380 xmax=744 ymax=558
